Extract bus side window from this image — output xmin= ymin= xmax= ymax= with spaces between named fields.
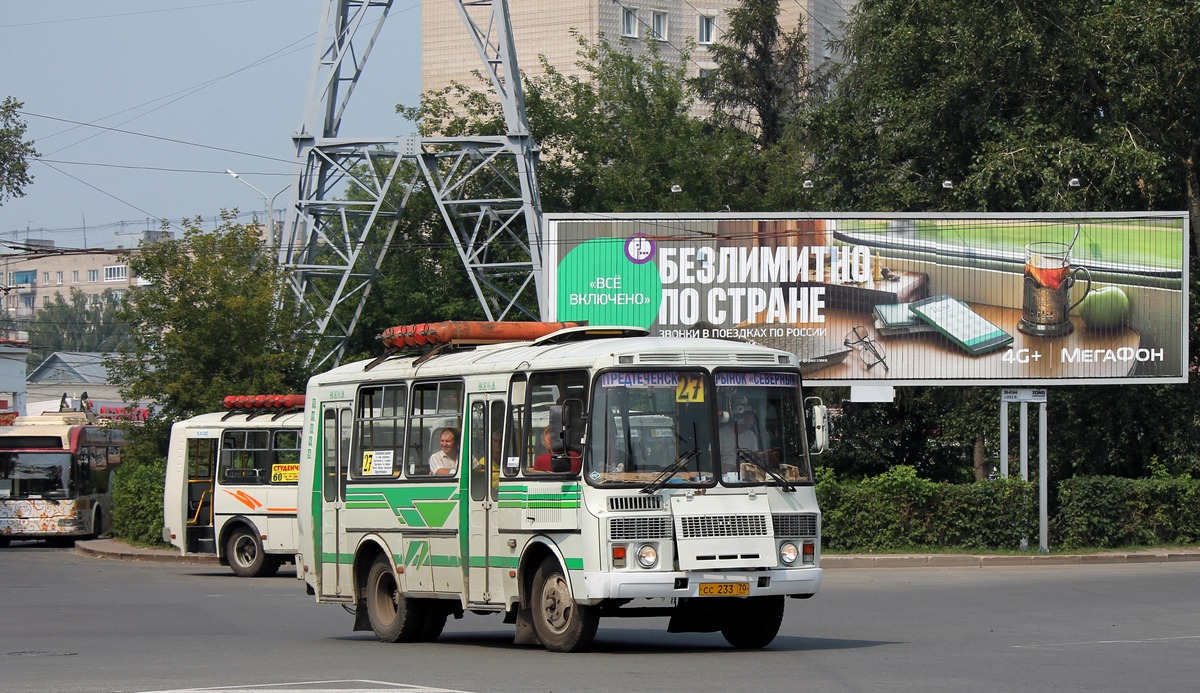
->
xmin=272 ymin=430 xmax=300 ymax=485
xmin=523 ymin=370 xmax=588 ymax=475
xmin=469 ymin=401 xmax=487 ymax=501
xmin=505 ymin=375 xmax=526 ymax=478
xmin=409 ymin=381 xmax=463 ymax=478
xmin=352 ymin=384 xmax=405 ymax=481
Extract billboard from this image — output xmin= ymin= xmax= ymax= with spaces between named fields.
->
xmin=544 ymin=212 xmax=1189 ymax=386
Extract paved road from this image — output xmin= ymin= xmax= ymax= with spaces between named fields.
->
xmin=1 ymin=540 xmax=1198 ymax=693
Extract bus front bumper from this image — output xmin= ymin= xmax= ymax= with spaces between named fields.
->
xmin=581 ymin=566 xmax=822 ymax=601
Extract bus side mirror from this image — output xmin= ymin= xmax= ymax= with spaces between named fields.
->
xmin=806 ymin=398 xmax=829 ymax=455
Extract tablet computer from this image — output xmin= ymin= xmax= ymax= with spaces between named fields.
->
xmin=908 ymin=295 xmax=1013 ymax=356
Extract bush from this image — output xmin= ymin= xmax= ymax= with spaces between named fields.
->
xmin=111 ymin=457 xmax=168 ymax=547
xmin=818 ymin=465 xmax=1036 ymax=552
xmin=1055 ymin=476 xmax=1200 ymax=548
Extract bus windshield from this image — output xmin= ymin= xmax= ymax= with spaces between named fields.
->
xmin=0 ymin=451 xmax=72 ymax=499
xmin=714 ymin=371 xmax=812 ymax=486
xmin=586 ymin=370 xmax=716 ymax=487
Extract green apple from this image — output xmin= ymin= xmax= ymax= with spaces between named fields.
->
xmin=1078 ymin=286 xmax=1130 ymax=330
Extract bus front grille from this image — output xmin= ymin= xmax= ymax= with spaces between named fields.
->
xmin=772 ymin=513 xmax=818 ymax=538
xmin=678 ymin=514 xmax=768 ymax=539
xmin=609 ymin=516 xmax=673 ymax=541
xmin=608 ymin=495 xmax=664 ymax=512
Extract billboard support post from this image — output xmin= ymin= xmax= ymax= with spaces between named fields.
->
xmin=999 ymin=399 xmax=1009 ymax=478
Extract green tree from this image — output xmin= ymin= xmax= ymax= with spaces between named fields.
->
xmin=697 ymin=0 xmax=814 ymax=151
xmin=24 ymin=287 xmax=130 ymax=366
xmin=404 ymin=34 xmax=760 ymax=213
xmin=0 ymin=96 xmax=37 ymax=205
xmin=803 ymin=0 xmax=1200 ymax=480
xmin=107 ymin=214 xmax=308 ymax=421
xmin=811 ymin=0 xmax=1195 ymax=219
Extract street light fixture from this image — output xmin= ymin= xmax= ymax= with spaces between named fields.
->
xmin=226 ymin=170 xmax=288 ymax=251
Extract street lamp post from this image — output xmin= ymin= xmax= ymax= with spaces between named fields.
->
xmin=226 ymin=170 xmax=288 ymax=251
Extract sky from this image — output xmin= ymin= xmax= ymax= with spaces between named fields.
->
xmin=1 ymin=0 xmax=423 ymax=250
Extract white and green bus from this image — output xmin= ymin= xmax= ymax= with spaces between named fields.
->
xmin=296 ymin=322 xmax=824 ymax=652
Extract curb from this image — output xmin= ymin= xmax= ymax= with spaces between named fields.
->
xmin=75 ymin=540 xmax=220 ymax=565
xmin=76 ymin=539 xmax=1200 ymax=570
xmin=821 ymin=551 xmax=1200 ymax=569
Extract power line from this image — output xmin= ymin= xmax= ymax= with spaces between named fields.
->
xmin=0 ymin=0 xmax=255 ymax=29
xmin=21 ymin=111 xmax=295 ymax=165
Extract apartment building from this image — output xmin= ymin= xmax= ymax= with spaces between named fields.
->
xmin=422 ymin=1 xmax=853 ymax=97
xmin=0 ymin=233 xmax=163 ymax=322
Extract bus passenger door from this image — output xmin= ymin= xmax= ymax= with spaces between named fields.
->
xmin=319 ymin=404 xmax=352 ymax=598
xmin=465 ymin=396 xmax=504 ymax=604
xmin=184 ymin=437 xmax=217 ymax=554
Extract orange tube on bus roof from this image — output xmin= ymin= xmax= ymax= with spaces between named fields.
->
xmin=379 ymin=321 xmax=584 ymax=349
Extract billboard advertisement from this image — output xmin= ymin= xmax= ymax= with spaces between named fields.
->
xmin=544 ymin=212 xmax=1189 ymax=386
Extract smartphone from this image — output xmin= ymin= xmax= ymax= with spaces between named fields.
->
xmin=908 ymin=295 xmax=1013 ymax=356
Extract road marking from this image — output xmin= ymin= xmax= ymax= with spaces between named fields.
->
xmin=1013 ymin=635 xmax=1200 ymax=649
xmin=140 ymin=680 xmax=475 ymax=693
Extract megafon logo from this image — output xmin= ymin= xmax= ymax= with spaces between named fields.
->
xmin=624 ymin=233 xmax=655 ymax=264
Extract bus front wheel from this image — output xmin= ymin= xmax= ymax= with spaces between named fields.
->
xmin=530 ymin=558 xmax=598 ymax=652
xmin=720 ymin=595 xmax=785 ymax=649
xmin=366 ymin=555 xmax=426 ymax=643
xmin=226 ymin=527 xmax=277 ymax=578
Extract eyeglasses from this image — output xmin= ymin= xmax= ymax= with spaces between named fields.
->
xmin=844 ymin=325 xmax=890 ymax=371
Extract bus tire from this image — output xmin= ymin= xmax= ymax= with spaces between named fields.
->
xmin=226 ymin=526 xmax=271 ymax=577
xmin=366 ymin=555 xmax=425 ymax=643
xmin=531 ymin=557 xmax=598 ymax=652
xmin=88 ymin=508 xmax=103 ymax=540
xmin=0 ymin=537 xmax=10 ymax=548
xmin=720 ymin=595 xmax=785 ymax=649
xmin=419 ymin=601 xmax=449 ymax=642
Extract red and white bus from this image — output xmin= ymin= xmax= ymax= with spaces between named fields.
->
xmin=162 ymin=395 xmax=303 ymax=577
xmin=0 ymin=406 xmax=125 ymax=546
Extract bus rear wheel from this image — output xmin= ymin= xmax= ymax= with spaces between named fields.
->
xmin=226 ymin=527 xmax=278 ymax=577
xmin=530 ymin=557 xmax=598 ymax=652
xmin=720 ymin=595 xmax=785 ymax=649
xmin=366 ymin=555 xmax=426 ymax=643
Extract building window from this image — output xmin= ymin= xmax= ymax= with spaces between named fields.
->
xmin=88 ymin=269 xmax=99 ymax=283
xmin=89 ymin=293 xmax=101 ymax=306
xmin=22 ymin=295 xmax=34 ymax=310
xmin=72 ymin=270 xmax=79 ymax=283
xmin=56 ymin=271 xmax=64 ymax=285
xmin=43 ymin=295 xmax=51 ymax=307
xmin=698 ymin=14 xmax=716 ymax=44
xmin=103 ymin=265 xmax=127 ymax=282
xmin=651 ymin=11 xmax=667 ymax=40
xmin=622 ymin=8 xmax=638 ymax=38
xmin=43 ymin=272 xmax=50 ymax=284
xmin=823 ymin=29 xmax=832 ymax=60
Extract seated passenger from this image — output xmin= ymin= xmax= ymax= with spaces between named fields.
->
xmin=534 ymin=426 xmax=581 ymax=474
xmin=428 ymin=427 xmax=459 ymax=475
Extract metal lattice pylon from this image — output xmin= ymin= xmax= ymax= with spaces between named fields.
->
xmin=281 ymin=0 xmax=545 ymax=371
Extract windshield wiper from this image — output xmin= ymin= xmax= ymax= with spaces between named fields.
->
xmin=736 ymin=449 xmax=796 ymax=493
xmin=642 ymin=448 xmax=702 ymax=494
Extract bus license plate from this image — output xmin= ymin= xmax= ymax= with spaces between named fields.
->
xmin=698 ymin=582 xmax=749 ymax=597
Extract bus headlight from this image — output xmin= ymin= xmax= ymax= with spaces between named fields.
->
xmin=779 ymin=541 xmax=799 ymax=565
xmin=636 ymin=544 xmax=658 ymax=568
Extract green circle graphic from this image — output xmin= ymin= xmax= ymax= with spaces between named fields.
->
xmin=556 ymin=238 xmax=662 ymax=328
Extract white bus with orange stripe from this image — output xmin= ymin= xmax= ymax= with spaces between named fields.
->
xmin=162 ymin=395 xmax=303 ymax=576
